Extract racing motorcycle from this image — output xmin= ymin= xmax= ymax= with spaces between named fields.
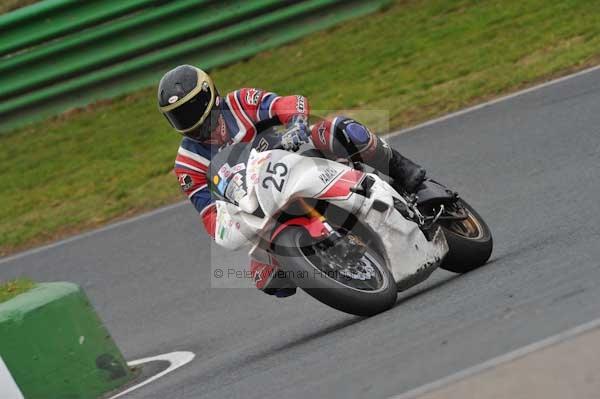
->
xmin=208 ymin=137 xmax=492 ymax=317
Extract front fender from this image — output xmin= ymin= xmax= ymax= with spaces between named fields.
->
xmin=270 ymin=217 xmax=330 ymax=242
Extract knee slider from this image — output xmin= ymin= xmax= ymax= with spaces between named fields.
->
xmin=344 ymin=122 xmax=370 ymax=145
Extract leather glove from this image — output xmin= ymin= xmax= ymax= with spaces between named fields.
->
xmin=280 ymin=115 xmax=310 ymax=152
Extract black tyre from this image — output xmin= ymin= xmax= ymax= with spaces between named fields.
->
xmin=272 ymin=227 xmax=397 ymax=316
xmin=440 ymin=199 xmax=493 ymax=273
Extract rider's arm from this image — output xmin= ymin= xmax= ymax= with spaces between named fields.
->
xmin=174 ymin=155 xmax=217 ymax=238
xmin=265 ymin=92 xmax=310 ymax=125
xmin=224 ymin=88 xmax=310 ymax=143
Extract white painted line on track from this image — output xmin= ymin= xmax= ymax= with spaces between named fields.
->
xmin=0 ymin=356 xmax=24 ymax=399
xmin=2 ymin=63 xmax=600 ymax=265
xmin=389 ymin=316 xmax=600 ymax=399
xmin=108 ymin=351 xmax=195 ymax=399
xmin=384 ymin=63 xmax=600 ymax=139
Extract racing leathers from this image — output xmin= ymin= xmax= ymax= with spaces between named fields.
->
xmin=173 ymin=88 xmax=425 ymax=297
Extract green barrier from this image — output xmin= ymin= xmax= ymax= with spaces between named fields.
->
xmin=0 ymin=0 xmax=390 ymax=132
xmin=0 ymin=0 xmax=286 ymax=100
xmin=0 ymin=282 xmax=133 ymax=399
xmin=0 ymin=0 xmax=344 ymax=115
xmin=0 ymin=0 xmax=338 ymax=116
xmin=0 ymin=0 xmax=208 ymax=74
xmin=0 ymin=0 xmax=161 ymax=56
xmin=0 ymin=0 xmax=76 ymax=30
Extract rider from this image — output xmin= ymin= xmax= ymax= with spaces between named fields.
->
xmin=158 ymin=65 xmax=426 ymax=297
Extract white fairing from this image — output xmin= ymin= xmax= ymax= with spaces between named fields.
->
xmin=213 ymin=147 xmax=448 ymax=290
xmin=352 ymin=176 xmax=448 ymax=289
xmin=214 ymin=201 xmax=263 ymax=250
xmin=253 ymin=150 xmax=355 ymax=218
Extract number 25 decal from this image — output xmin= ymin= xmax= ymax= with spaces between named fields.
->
xmin=262 ymin=162 xmax=288 ymax=192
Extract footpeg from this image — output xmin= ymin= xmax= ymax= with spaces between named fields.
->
xmin=430 ymin=205 xmax=444 ymax=225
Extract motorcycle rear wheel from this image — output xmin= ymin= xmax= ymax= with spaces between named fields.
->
xmin=272 ymin=227 xmax=397 ymax=316
xmin=439 ymin=199 xmax=493 ymax=273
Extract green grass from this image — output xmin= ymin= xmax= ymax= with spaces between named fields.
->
xmin=2 ymin=0 xmax=600 ymax=255
xmin=0 ymin=278 xmax=35 ymax=303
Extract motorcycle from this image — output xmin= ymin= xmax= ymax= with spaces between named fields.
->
xmin=208 ymin=138 xmax=492 ymax=316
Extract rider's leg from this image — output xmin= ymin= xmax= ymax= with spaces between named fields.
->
xmin=310 ymin=117 xmax=426 ymax=192
xmin=369 ymin=139 xmax=427 ymax=194
xmin=250 ymin=257 xmax=296 ymax=298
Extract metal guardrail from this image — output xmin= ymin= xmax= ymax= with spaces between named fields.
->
xmin=0 ymin=0 xmax=390 ymax=132
xmin=0 ymin=0 xmax=161 ymax=56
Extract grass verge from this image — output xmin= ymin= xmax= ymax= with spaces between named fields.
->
xmin=1 ymin=0 xmax=600 ymax=256
xmin=0 ymin=278 xmax=35 ymax=303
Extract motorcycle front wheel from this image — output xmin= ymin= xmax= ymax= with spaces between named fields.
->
xmin=272 ymin=227 xmax=397 ymax=316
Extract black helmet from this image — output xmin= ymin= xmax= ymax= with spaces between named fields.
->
xmin=158 ymin=65 xmax=220 ymax=141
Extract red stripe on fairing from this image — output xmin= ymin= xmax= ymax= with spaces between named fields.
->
xmin=228 ymin=92 xmax=256 ymax=142
xmin=317 ymin=169 xmax=365 ymax=199
xmin=176 ymin=154 xmax=208 ymax=171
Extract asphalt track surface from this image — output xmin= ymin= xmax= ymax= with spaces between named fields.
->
xmin=2 ymin=67 xmax=600 ymax=399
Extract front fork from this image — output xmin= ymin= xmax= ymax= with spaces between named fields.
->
xmin=298 ymin=199 xmax=367 ymax=263
xmin=270 ymin=198 xmax=333 ymax=242
xmin=298 ymin=199 xmax=333 ymax=232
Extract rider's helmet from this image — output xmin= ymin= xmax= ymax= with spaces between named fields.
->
xmin=158 ymin=65 xmax=220 ymax=142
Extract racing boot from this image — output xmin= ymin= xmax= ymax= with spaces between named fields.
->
xmin=388 ymin=147 xmax=426 ymax=193
xmin=250 ymin=259 xmax=297 ymax=298
xmin=366 ymin=138 xmax=426 ymax=194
